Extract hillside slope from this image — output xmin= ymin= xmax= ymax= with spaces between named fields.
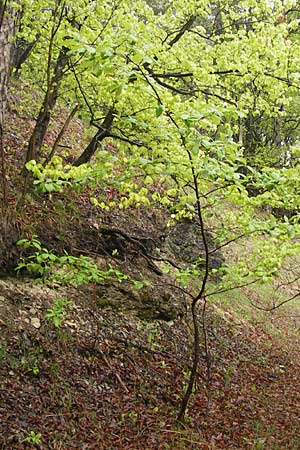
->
xmin=1 ymin=83 xmax=300 ymax=450
xmin=1 ymin=271 xmax=300 ymax=449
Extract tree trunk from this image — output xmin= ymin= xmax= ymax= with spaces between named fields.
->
xmin=0 ymin=1 xmax=19 ymax=209
xmin=25 ymin=47 xmax=68 ymax=165
xmin=73 ymin=108 xmax=115 ymax=166
xmin=45 ymin=103 xmax=80 ymax=163
xmin=11 ymin=35 xmax=40 ymax=75
xmin=0 ymin=0 xmax=18 ymax=128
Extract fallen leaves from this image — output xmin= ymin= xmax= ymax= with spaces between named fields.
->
xmin=1 ymin=280 xmax=300 ymax=449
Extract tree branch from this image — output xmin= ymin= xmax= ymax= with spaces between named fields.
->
xmin=168 ymin=15 xmax=196 ymax=48
xmin=107 ymin=132 xmax=147 ymax=148
xmin=143 ymin=63 xmax=195 ymax=95
xmin=73 ymin=108 xmax=116 ymax=166
xmin=151 ymin=71 xmax=193 ymax=79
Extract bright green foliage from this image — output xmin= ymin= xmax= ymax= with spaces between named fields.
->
xmin=14 ymin=0 xmax=300 ymax=300
xmin=24 ymin=431 xmax=42 ymax=445
xmin=16 ymin=236 xmax=128 ymax=285
xmin=17 ymin=0 xmax=300 ymax=169
xmin=8 ymin=0 xmax=300 ymax=426
xmin=45 ymin=297 xmax=72 ymax=328
xmin=26 ymin=154 xmax=115 ymax=193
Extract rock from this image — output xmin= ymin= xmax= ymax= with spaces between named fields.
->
xmin=30 ymin=317 xmax=41 ymax=329
xmin=95 ymin=282 xmax=186 ymax=322
xmin=137 ymin=286 xmax=185 ymax=321
xmin=165 ymin=221 xmax=225 ymax=270
xmin=270 ymin=207 xmax=299 ymax=220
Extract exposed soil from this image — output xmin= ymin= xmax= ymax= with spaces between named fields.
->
xmin=1 ymin=272 xmax=300 ymax=449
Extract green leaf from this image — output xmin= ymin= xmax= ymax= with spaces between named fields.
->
xmin=156 ymin=104 xmax=164 ymax=118
xmin=133 ymin=280 xmax=144 ymax=290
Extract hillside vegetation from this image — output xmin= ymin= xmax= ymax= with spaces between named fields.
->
xmin=1 ymin=1 xmax=300 ymax=448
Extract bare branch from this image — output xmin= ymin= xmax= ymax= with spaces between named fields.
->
xmin=108 ymin=132 xmax=147 ymax=148
xmin=199 ymin=89 xmax=237 ymax=106
xmin=151 ymin=71 xmax=193 ymax=79
xmin=168 ymin=15 xmax=196 ymax=48
xmin=45 ymin=103 xmax=80 ymax=163
xmin=248 ymin=292 xmax=300 ymax=312
xmin=206 ymin=279 xmax=260 ymax=297
xmin=143 ymin=63 xmax=195 ymax=95
xmin=69 ymin=63 xmax=94 ymax=119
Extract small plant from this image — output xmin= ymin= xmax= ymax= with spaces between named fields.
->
xmin=224 ymin=364 xmax=236 ymax=389
xmin=0 ymin=342 xmax=7 ymax=360
xmin=28 ymin=361 xmax=40 ymax=376
xmin=133 ymin=278 xmax=151 ymax=290
xmin=16 ymin=236 xmax=129 ymax=286
xmin=254 ymin=438 xmax=265 ymax=450
xmin=16 ymin=236 xmax=58 ymax=279
xmin=128 ymin=410 xmax=138 ymax=424
xmin=24 ymin=430 xmax=42 ymax=445
xmin=45 ymin=297 xmax=72 ymax=328
xmin=19 ymin=344 xmax=43 ymax=377
xmin=182 ymin=369 xmax=192 ymax=391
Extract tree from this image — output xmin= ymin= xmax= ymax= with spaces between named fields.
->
xmin=18 ymin=0 xmax=300 ymax=172
xmin=0 ymin=0 xmax=20 ymax=210
xmin=8 ymin=0 xmax=300 ymax=422
xmin=24 ymin=1 xmax=70 ymax=165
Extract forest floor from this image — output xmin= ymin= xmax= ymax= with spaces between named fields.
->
xmin=1 ymin=270 xmax=300 ymax=450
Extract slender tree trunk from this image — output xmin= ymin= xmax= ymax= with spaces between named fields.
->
xmin=25 ymin=47 xmax=68 ymax=165
xmin=73 ymin=108 xmax=115 ymax=166
xmin=11 ymin=35 xmax=40 ymax=75
xmin=45 ymin=103 xmax=80 ymax=163
xmin=177 ymin=148 xmax=210 ymax=423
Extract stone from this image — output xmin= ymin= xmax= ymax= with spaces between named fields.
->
xmin=30 ymin=317 xmax=41 ymax=328
xmin=165 ymin=221 xmax=225 ymax=270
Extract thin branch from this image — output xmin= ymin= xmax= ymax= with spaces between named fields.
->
xmin=199 ymin=89 xmax=237 ymax=106
xmin=143 ymin=63 xmax=195 ymax=95
xmin=188 ymin=29 xmax=216 ymax=43
xmin=45 ymin=1 xmax=66 ymax=102
xmin=210 ymin=67 xmax=300 ymax=92
xmin=108 ymin=132 xmax=147 ymax=148
xmin=210 ymin=69 xmax=241 ymax=76
xmin=69 ymin=62 xmax=94 ymax=119
xmin=206 ymin=279 xmax=260 ymax=297
xmin=178 ymin=125 xmax=210 ymax=422
xmin=208 ymin=227 xmax=271 ymax=255
xmin=156 ymin=282 xmax=194 ymax=300
xmin=0 ymin=125 xmax=8 ymax=212
xmin=248 ymin=291 xmax=300 ymax=312
xmin=45 ymin=103 xmax=80 ymax=163
xmin=150 ymin=71 xmax=193 ymax=79
xmin=264 ymin=72 xmax=300 ymax=90
xmin=168 ymin=15 xmax=196 ymax=48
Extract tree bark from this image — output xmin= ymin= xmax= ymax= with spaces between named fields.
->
xmin=0 ymin=0 xmax=18 ymax=129
xmin=0 ymin=1 xmax=19 ymax=209
xmin=25 ymin=47 xmax=68 ymax=165
xmin=45 ymin=103 xmax=80 ymax=163
xmin=11 ymin=35 xmax=40 ymax=75
xmin=73 ymin=108 xmax=115 ymax=166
